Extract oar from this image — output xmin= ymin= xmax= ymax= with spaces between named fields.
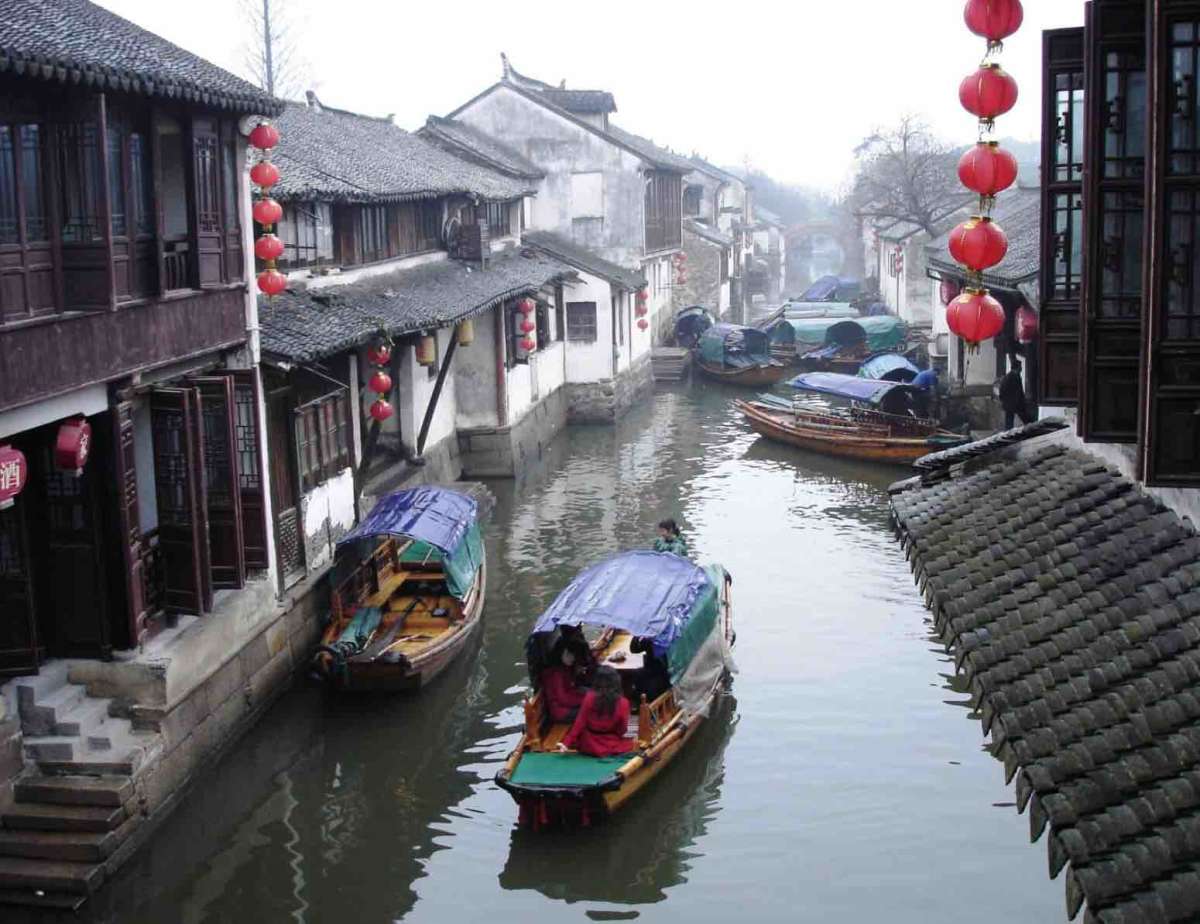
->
xmin=360 ymin=596 xmax=425 ymax=661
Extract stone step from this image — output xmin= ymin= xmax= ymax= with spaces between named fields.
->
xmin=22 ymin=737 xmax=77 ymax=763
xmin=29 ymin=729 xmax=152 ymax=778
xmin=2 ymin=803 xmax=125 ymax=834
xmin=0 ymin=827 xmax=119 ymax=863
xmin=53 ymin=697 xmax=112 ymax=738
xmin=0 ymin=856 xmax=103 ymax=895
xmin=0 ymin=887 xmax=86 ymax=910
xmin=18 ymin=683 xmax=87 ymax=737
xmin=15 ymin=775 xmax=132 ymax=808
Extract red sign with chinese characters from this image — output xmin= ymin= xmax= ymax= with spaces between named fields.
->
xmin=54 ymin=418 xmax=92 ymax=474
xmin=0 ymin=445 xmax=28 ymax=509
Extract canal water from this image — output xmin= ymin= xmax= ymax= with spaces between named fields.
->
xmin=93 ymin=382 xmax=1061 ymax=923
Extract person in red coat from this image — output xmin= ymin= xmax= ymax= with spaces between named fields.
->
xmin=541 ymin=643 xmax=588 ymax=723
xmin=557 ymin=666 xmax=633 ymax=757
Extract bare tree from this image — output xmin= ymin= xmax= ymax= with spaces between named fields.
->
xmin=241 ymin=0 xmax=309 ymax=99
xmin=850 ymin=116 xmax=966 ymax=237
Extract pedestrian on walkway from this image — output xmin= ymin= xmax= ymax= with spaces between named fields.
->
xmin=996 ymin=359 xmax=1033 ymax=430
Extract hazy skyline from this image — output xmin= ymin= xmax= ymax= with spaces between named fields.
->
xmin=97 ymin=0 xmax=1085 ymax=192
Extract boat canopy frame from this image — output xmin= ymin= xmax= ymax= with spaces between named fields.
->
xmin=699 ymin=323 xmax=773 ymax=368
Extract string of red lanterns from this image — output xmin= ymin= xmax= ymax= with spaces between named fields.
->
xmin=946 ymin=0 xmax=1024 ymax=351
xmin=517 ymin=297 xmax=537 ymax=355
xmin=366 ymin=335 xmax=394 ymax=422
xmin=635 ymin=288 xmax=649 ymax=332
xmin=248 ymin=120 xmax=287 ymax=298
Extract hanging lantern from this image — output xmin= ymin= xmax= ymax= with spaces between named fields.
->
xmin=948 ymin=217 xmax=1008 ymax=273
xmin=248 ymin=122 xmax=281 ymax=151
xmin=249 ymin=160 xmax=281 ymax=189
xmin=636 ymin=289 xmax=649 ymax=304
xmin=368 ymin=371 xmax=392 ymax=395
xmin=54 ymin=418 xmax=92 ymax=475
xmin=257 ymin=269 xmax=288 ymax=296
xmin=254 ymin=234 xmax=285 ymax=262
xmin=635 ymin=304 xmax=648 ymax=317
xmin=958 ymin=142 xmax=1019 ymax=199
xmin=637 ymin=318 xmax=649 ymax=332
xmin=964 ymin=0 xmax=1024 ymax=51
xmin=519 ymin=337 xmax=536 ymax=353
xmin=415 ymin=334 xmax=437 ymax=366
xmin=518 ymin=298 xmax=535 ymax=316
xmin=0 ymin=445 xmax=27 ymax=510
xmin=939 ymin=278 xmax=961 ymax=306
xmin=946 ymin=288 xmax=1005 ymax=348
xmin=519 ymin=319 xmax=535 ymax=335
xmin=959 ymin=64 xmax=1018 ymax=122
xmin=252 ymin=197 xmax=283 ymax=227
xmin=457 ymin=319 xmax=475 ymax=346
xmin=1016 ymin=305 xmax=1038 ymax=344
xmin=369 ymin=398 xmax=394 ymax=423
xmin=366 ymin=342 xmax=392 ymax=367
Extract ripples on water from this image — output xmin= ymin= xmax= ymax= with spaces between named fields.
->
xmin=90 ymin=383 xmax=1062 ymax=924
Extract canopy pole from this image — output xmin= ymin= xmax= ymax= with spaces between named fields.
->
xmin=417 ymin=330 xmax=460 ymax=457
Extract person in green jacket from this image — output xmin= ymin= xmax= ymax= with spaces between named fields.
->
xmin=653 ymin=519 xmax=689 ymax=557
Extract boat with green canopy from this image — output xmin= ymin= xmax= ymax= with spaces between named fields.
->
xmin=496 ymin=551 xmax=735 ymax=829
xmin=769 ymin=315 xmax=909 ymax=370
xmin=310 ymin=487 xmax=486 ymax=692
xmin=695 ymin=322 xmax=790 ymax=386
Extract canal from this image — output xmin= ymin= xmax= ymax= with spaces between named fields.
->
xmin=91 ymin=382 xmax=1061 ymax=923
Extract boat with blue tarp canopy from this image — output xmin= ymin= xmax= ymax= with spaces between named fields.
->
xmin=858 ymin=353 xmax=920 ymax=383
xmin=312 ymin=487 xmax=487 ymax=691
xmin=799 ymin=275 xmax=861 ymax=302
xmin=789 ymin=371 xmax=923 ymax=416
xmin=673 ymin=305 xmax=715 ymax=348
xmin=496 ymin=550 xmax=736 ymax=829
xmin=695 ymin=323 xmax=789 ymax=386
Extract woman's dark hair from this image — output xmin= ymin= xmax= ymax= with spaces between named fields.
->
xmin=658 ymin=518 xmax=679 ymax=537
xmin=591 ymin=665 xmax=622 ymax=716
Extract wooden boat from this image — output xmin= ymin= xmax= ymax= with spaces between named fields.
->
xmin=310 ymin=487 xmax=486 ymax=692
xmin=737 ymin=398 xmax=968 ymax=465
xmin=496 ymin=551 xmax=735 ymax=829
xmin=695 ymin=322 xmax=791 ymax=386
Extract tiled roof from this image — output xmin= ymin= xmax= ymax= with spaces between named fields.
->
xmin=523 ymin=230 xmax=645 ymax=291
xmin=891 ymin=435 xmax=1200 ymax=923
xmin=271 ymin=101 xmax=533 ymax=204
xmin=688 ymin=156 xmax=743 ymax=185
xmin=684 ymin=219 xmax=734 ymax=248
xmin=420 ymin=116 xmax=545 ymax=180
xmin=912 ymin=417 xmax=1070 ymax=473
xmin=605 ymin=124 xmax=694 ymax=174
xmin=540 ymin=87 xmax=616 ymax=114
xmin=0 ymin=0 xmax=280 ymax=115
xmin=926 ymin=186 xmax=1041 ymax=289
xmin=259 ymin=250 xmax=574 ymax=362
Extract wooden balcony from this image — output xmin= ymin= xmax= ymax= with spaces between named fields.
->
xmin=0 ymin=287 xmax=247 ymax=413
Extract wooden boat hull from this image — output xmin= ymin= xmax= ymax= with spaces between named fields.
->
xmin=696 ymin=360 xmax=791 ymax=387
xmin=328 ymin=558 xmax=487 ymax=693
xmin=737 ymin=400 xmax=961 ymax=465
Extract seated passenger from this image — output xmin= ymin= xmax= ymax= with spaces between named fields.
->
xmin=541 ymin=642 xmax=587 ymax=723
xmin=557 ymin=666 xmax=633 ymax=757
xmin=630 ymin=636 xmax=671 ymax=703
xmin=653 ymin=518 xmax=689 ymax=558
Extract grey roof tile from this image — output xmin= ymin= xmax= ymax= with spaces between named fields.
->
xmin=420 ymin=116 xmax=545 ymax=180
xmin=522 ymin=230 xmax=645 ymax=291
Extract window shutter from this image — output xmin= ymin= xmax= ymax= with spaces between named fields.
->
xmin=191 ymin=116 xmax=223 ymax=286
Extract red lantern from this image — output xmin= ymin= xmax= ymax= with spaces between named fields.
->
xmin=367 ymin=343 xmax=392 ymax=367
xmin=636 ymin=289 xmax=648 ymax=304
xmin=248 ymin=122 xmax=281 ymax=151
xmin=368 ymin=371 xmax=392 ymax=395
xmin=0 ymin=444 xmax=27 ymax=509
xmin=635 ymin=304 xmax=648 ymax=317
xmin=946 ymin=288 xmax=1005 ymax=347
xmin=252 ymin=197 xmax=283 ymax=227
xmin=959 ymin=64 xmax=1018 ymax=122
xmin=369 ymin=399 xmax=394 ymax=422
xmin=964 ymin=0 xmax=1024 ymax=48
xmin=939 ymin=278 xmax=960 ymax=307
xmin=249 ymin=160 xmax=281 ymax=189
xmin=518 ymin=298 xmax=535 ymax=316
xmin=519 ymin=337 xmax=536 ymax=352
xmin=948 ymin=217 xmax=1008 ymax=272
xmin=257 ymin=269 xmax=288 ymax=296
xmin=54 ymin=418 xmax=92 ymax=475
xmin=1016 ymin=305 xmax=1038 ymax=344
xmin=254 ymin=234 xmax=285 ymax=262
xmin=520 ymin=319 xmax=535 ymax=334
xmin=637 ymin=318 xmax=649 ymax=331
xmin=958 ymin=142 xmax=1019 ymax=198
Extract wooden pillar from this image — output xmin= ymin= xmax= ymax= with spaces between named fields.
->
xmin=96 ymin=93 xmax=117 ymax=310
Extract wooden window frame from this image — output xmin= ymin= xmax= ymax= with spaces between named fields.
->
xmin=293 ymin=388 xmax=351 ymax=493
xmin=566 ymin=301 xmax=598 ymax=343
xmin=645 ymin=171 xmax=682 ymax=254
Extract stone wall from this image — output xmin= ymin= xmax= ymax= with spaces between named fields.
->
xmin=458 ymin=385 xmax=568 ymax=477
xmin=0 ymin=715 xmax=20 ymax=813
xmin=565 ymin=354 xmax=653 ymax=424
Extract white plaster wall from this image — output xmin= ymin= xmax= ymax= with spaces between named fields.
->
xmin=301 ymin=467 xmax=355 ymax=573
xmin=398 ymin=327 xmax=459 ymax=453
xmin=454 ymin=308 xmax=500 ymax=429
xmin=533 ymin=340 xmax=566 ymax=398
xmin=506 ymin=358 xmax=534 ymax=422
xmin=564 ymin=275 xmax=615 ymax=383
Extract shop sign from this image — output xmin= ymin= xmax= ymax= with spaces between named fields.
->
xmin=0 ymin=445 xmax=28 ymax=510
xmin=55 ymin=418 xmax=92 ymax=475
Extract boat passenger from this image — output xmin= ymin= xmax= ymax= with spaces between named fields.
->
xmin=541 ymin=641 xmax=588 ymax=723
xmin=653 ymin=519 xmax=689 ymax=558
xmin=912 ymin=368 xmax=938 ymax=419
xmin=630 ymin=636 xmax=671 ymax=703
xmin=557 ymin=666 xmax=633 ymax=757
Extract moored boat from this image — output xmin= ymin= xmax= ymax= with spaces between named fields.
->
xmin=736 ymin=398 xmax=968 ymax=465
xmin=695 ymin=323 xmax=790 ymax=386
xmin=311 ymin=486 xmax=486 ymax=692
xmin=495 ymin=551 xmax=735 ymax=829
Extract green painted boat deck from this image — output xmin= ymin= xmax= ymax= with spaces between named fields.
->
xmin=509 ymin=752 xmax=629 ymax=787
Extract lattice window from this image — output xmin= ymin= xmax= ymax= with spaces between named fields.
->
xmin=234 ymin=383 xmax=261 ymax=491
xmin=152 ymin=409 xmax=191 ymax=528
xmin=1051 ymin=191 xmax=1084 ymax=301
xmin=1099 ymin=188 xmax=1144 ymax=319
xmin=58 ymin=121 xmax=103 ymax=243
xmin=1102 ymin=49 xmax=1147 ymax=180
xmin=566 ymin=302 xmax=598 ymax=342
xmin=294 ymin=390 xmax=350 ymax=492
xmin=201 ymin=397 xmax=232 ymax=507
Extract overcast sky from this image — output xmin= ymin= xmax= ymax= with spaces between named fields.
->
xmin=97 ymin=0 xmax=1084 ymax=192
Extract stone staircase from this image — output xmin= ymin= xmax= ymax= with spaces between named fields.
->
xmin=0 ymin=663 xmax=158 ymax=910
xmin=651 ymin=347 xmax=692 ymax=382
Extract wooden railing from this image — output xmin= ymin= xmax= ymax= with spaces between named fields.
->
xmin=163 ymin=238 xmax=190 ymax=291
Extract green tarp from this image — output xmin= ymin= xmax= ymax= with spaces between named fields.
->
xmin=772 ymin=316 xmax=908 ymax=351
xmin=509 ymin=752 xmax=630 ymax=787
xmin=665 ymin=565 xmax=724 ymax=683
xmin=399 ymin=521 xmax=484 ymax=599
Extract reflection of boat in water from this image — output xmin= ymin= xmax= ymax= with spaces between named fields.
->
xmin=311 ymin=487 xmax=486 ymax=691
xmin=496 ymin=552 xmax=735 ymax=828
xmin=499 ymin=694 xmax=738 ymax=905
xmin=695 ymin=323 xmax=791 ymax=386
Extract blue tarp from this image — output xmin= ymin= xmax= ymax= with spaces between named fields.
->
xmin=532 ymin=551 xmax=713 ymax=660
xmin=800 ymin=275 xmax=861 ymax=302
xmin=789 ymin=371 xmax=916 ymax=406
xmin=674 ymin=305 xmax=715 ymax=346
xmin=858 ymin=354 xmax=920 ymax=383
xmin=339 ymin=487 xmax=477 ymax=554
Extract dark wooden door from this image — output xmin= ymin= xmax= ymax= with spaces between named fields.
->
xmin=112 ymin=401 xmax=153 ymax=647
xmin=151 ymin=387 xmax=209 ymax=614
xmin=267 ymin=385 xmax=305 ymax=587
xmin=38 ymin=438 xmax=110 ymax=658
xmin=0 ymin=502 xmax=40 ymax=676
xmin=194 ymin=376 xmax=245 ymax=590
xmin=231 ymin=370 xmax=269 ymax=572
xmin=191 ymin=117 xmax=223 ymax=287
